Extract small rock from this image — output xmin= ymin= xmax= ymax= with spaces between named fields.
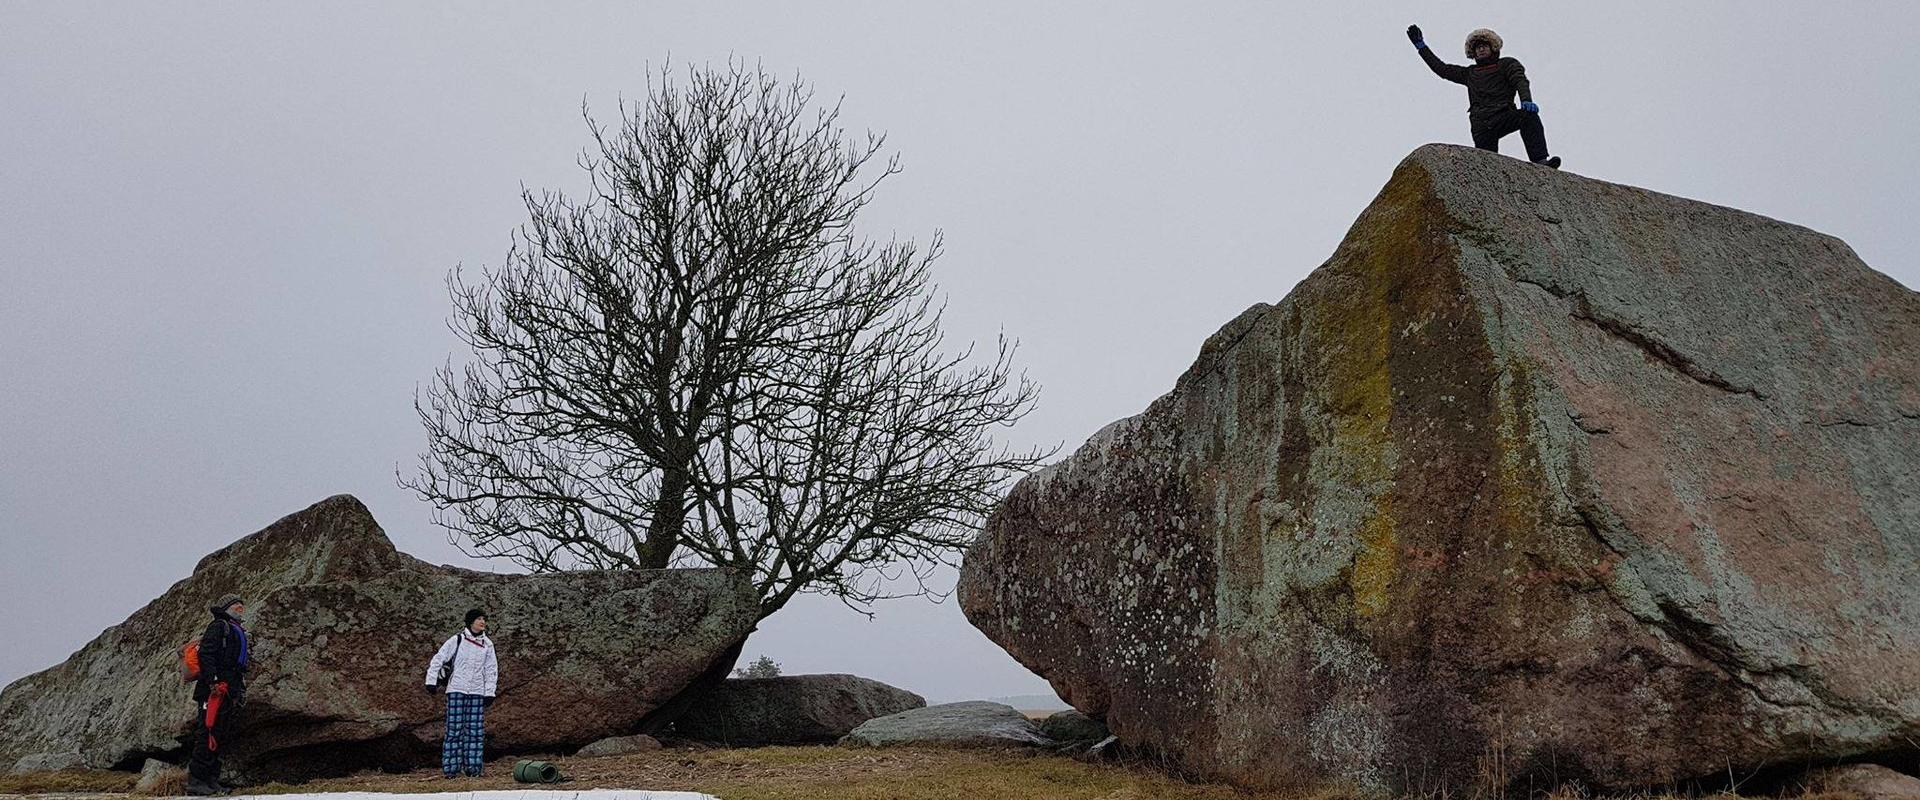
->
xmin=1039 ymin=709 xmax=1109 ymax=742
xmin=133 ymin=759 xmax=186 ymax=796
xmin=575 ymin=733 xmax=662 ymax=758
xmin=842 ymin=701 xmax=1051 ymax=748
xmin=1807 ymin=764 xmax=1920 ymax=800
xmin=10 ymin=751 xmax=85 ymax=774
xmin=1075 ymin=735 xmax=1124 ymax=763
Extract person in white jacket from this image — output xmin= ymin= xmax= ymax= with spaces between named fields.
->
xmin=423 ymin=608 xmax=499 ymax=778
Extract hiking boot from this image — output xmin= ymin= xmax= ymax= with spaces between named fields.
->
xmin=1534 ymin=155 xmax=1562 ymax=169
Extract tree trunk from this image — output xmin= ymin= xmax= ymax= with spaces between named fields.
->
xmin=639 ymin=469 xmax=689 ymax=568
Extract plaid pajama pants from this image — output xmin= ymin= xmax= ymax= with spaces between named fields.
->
xmin=442 ymin=692 xmax=487 ymax=776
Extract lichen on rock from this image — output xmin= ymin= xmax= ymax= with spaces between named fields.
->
xmin=960 ymin=144 xmax=1920 ymax=796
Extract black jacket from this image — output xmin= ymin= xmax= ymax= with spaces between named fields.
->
xmin=192 ymin=607 xmax=248 ymax=704
xmin=1419 ymin=48 xmax=1533 ymax=128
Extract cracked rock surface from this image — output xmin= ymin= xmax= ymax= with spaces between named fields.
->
xmin=0 ymin=495 xmax=758 ymax=781
xmin=959 ymin=144 xmax=1920 ymax=796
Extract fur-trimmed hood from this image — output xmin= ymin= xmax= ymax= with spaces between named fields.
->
xmin=1465 ymin=28 xmax=1503 ymax=59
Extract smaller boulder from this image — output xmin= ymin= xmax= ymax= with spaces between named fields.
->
xmin=1075 ymin=735 xmax=1125 ymax=763
xmin=10 ymin=751 xmax=85 ymax=774
xmin=1808 ymin=764 xmax=1920 ymax=800
xmin=674 ymin=674 xmax=926 ymax=746
xmin=575 ymin=734 xmax=663 ymax=758
xmin=842 ymin=701 xmax=1051 ymax=748
xmin=1039 ymin=709 xmax=1109 ymax=743
xmin=133 ymin=759 xmax=186 ymax=796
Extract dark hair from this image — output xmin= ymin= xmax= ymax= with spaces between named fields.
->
xmin=464 ymin=608 xmax=487 ymax=630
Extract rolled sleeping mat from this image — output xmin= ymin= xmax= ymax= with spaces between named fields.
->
xmin=513 ymin=760 xmax=562 ymax=783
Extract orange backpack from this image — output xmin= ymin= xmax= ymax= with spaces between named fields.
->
xmin=179 ymin=639 xmax=202 ymax=683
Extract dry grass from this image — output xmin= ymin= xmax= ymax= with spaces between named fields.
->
xmin=0 ymin=748 xmax=1872 ymax=800
xmin=239 ymin=745 xmax=1301 ymax=800
xmin=0 ymin=767 xmax=136 ymax=796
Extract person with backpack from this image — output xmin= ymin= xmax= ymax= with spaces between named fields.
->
xmin=1406 ymin=24 xmax=1562 ymax=169
xmin=187 ymin=595 xmax=249 ymax=796
xmin=423 ymin=609 xmax=498 ymax=778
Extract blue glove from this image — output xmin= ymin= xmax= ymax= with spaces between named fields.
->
xmin=1521 ymin=101 xmax=1540 ymax=114
xmin=1407 ymin=25 xmax=1426 ymax=49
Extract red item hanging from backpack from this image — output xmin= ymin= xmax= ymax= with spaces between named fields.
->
xmin=203 ymin=682 xmax=230 ymax=751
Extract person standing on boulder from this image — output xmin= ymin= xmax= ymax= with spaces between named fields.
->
xmin=424 ymin=609 xmax=498 ymax=778
xmin=1406 ymin=24 xmax=1562 ymax=169
xmin=187 ymin=595 xmax=249 ymax=796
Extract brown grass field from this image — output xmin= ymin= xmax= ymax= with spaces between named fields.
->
xmin=0 ymin=745 xmax=1858 ymax=800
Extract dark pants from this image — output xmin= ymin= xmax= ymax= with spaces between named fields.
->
xmin=1472 ymin=108 xmax=1550 ymax=162
xmin=188 ymin=688 xmax=236 ymax=792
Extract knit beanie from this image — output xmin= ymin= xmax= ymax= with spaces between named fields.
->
xmin=464 ymin=608 xmax=487 ymax=631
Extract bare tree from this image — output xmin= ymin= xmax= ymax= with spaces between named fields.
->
xmin=405 ymin=63 xmax=1050 ymax=622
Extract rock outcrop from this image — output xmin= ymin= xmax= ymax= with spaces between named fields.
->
xmin=960 ymin=145 xmax=1920 ymax=795
xmin=0 ymin=495 xmax=759 ymax=781
xmin=670 ymin=674 xmax=925 ymax=746
xmin=841 ymin=701 xmax=1051 ymax=748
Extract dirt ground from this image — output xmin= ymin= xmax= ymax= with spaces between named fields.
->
xmin=251 ymin=745 xmax=1303 ymax=800
xmin=0 ymin=744 xmax=1309 ymax=800
xmin=0 ymin=745 xmax=1852 ymax=800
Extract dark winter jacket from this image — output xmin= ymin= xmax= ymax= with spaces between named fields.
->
xmin=191 ymin=607 xmax=249 ymax=704
xmin=1418 ymin=48 xmax=1534 ymax=129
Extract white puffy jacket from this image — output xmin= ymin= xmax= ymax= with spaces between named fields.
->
xmin=424 ymin=631 xmax=498 ymax=697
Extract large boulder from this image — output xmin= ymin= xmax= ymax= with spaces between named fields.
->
xmin=960 ymin=145 xmax=1920 ymax=796
xmin=670 ymin=674 xmax=926 ymax=746
xmin=0 ymin=495 xmax=758 ymax=781
xmin=841 ymin=701 xmax=1051 ymax=748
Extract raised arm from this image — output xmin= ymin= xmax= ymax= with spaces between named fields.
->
xmin=1408 ymin=24 xmax=1468 ymax=84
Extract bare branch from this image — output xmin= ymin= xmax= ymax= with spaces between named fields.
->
xmin=404 ymin=61 xmax=1055 ymax=622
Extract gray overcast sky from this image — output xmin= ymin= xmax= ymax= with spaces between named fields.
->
xmin=3 ymin=3 xmax=1916 ymax=703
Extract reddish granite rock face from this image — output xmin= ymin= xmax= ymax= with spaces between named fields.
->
xmin=0 ymin=495 xmax=758 ymax=781
xmin=959 ymin=144 xmax=1920 ymax=796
